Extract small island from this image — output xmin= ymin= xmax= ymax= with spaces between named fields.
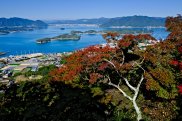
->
xmin=84 ymin=30 xmax=98 ymax=34
xmin=36 ymin=34 xmax=81 ymax=44
xmin=51 ymin=34 xmax=81 ymax=40
xmin=71 ymin=30 xmax=83 ymax=35
xmin=71 ymin=30 xmax=103 ymax=35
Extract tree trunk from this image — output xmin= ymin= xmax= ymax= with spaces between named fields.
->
xmin=133 ymin=100 xmax=142 ymax=121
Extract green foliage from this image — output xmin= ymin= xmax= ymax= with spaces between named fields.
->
xmin=111 ymin=110 xmax=135 ymax=121
xmin=13 ymin=72 xmax=22 ymax=77
xmin=91 ymin=87 xmax=104 ymax=97
xmin=60 ymin=58 xmax=67 ymax=64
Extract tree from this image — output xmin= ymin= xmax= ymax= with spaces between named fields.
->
xmin=50 ymin=33 xmax=155 ymax=120
xmin=50 ymin=15 xmax=182 ymax=120
xmin=104 ymin=57 xmax=145 ymax=121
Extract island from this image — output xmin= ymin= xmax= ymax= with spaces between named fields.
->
xmin=36 ymin=38 xmax=51 ymax=44
xmin=84 ymin=30 xmax=98 ymax=35
xmin=71 ymin=30 xmax=83 ymax=35
xmin=71 ymin=30 xmax=103 ymax=35
xmin=51 ymin=34 xmax=81 ymax=40
xmin=36 ymin=34 xmax=81 ymax=44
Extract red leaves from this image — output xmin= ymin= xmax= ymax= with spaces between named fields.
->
xmin=178 ymin=46 xmax=182 ymax=54
xmin=169 ymin=60 xmax=179 ymax=66
xmin=179 ymin=62 xmax=182 ymax=70
xmin=117 ymin=34 xmax=156 ymax=51
xmin=98 ymin=62 xmax=109 ymax=71
xmin=169 ymin=60 xmax=182 ymax=70
xmin=118 ymin=41 xmax=131 ymax=48
xmin=50 ymin=46 xmax=116 ymax=83
xmin=89 ymin=73 xmax=103 ymax=84
xmin=177 ymin=85 xmax=182 ymax=94
xmin=103 ymin=32 xmax=119 ymax=39
xmin=136 ymin=34 xmax=156 ymax=41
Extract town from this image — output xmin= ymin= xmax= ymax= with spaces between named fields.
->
xmin=0 ymin=52 xmax=73 ymax=85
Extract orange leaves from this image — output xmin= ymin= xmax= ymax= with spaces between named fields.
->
xmin=50 ymin=46 xmax=116 ymax=84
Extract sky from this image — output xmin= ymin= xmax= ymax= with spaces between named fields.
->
xmin=0 ymin=0 xmax=182 ymax=20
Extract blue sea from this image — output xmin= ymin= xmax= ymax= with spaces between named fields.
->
xmin=0 ymin=25 xmax=169 ymax=57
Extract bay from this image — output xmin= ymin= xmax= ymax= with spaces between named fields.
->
xmin=0 ymin=25 xmax=169 ymax=57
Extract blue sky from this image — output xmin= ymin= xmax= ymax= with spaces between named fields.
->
xmin=0 ymin=0 xmax=181 ymax=20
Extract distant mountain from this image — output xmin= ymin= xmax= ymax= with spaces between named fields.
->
xmin=0 ymin=17 xmax=48 ymax=28
xmin=101 ymin=16 xmax=166 ymax=27
xmin=46 ymin=16 xmax=166 ymax=27
xmin=46 ymin=18 xmax=109 ymax=24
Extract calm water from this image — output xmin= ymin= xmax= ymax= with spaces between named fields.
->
xmin=0 ymin=25 xmax=169 ymax=57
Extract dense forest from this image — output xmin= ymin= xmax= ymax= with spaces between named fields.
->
xmin=0 ymin=15 xmax=182 ymax=121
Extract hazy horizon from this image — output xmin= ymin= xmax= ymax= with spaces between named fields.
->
xmin=0 ymin=0 xmax=181 ymax=20
xmin=0 ymin=15 xmax=167 ymax=21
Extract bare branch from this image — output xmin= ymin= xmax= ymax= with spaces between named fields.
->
xmin=139 ymin=57 xmax=145 ymax=65
xmin=118 ymin=79 xmax=122 ymax=87
xmin=133 ymin=74 xmax=144 ymax=101
xmin=107 ymin=75 xmax=132 ymax=101
xmin=136 ymin=75 xmax=144 ymax=91
xmin=103 ymin=58 xmax=116 ymax=68
xmin=121 ymin=50 xmax=125 ymax=65
xmin=133 ymin=62 xmax=145 ymax=73
xmin=104 ymin=58 xmax=137 ymax=92
xmin=103 ymin=59 xmax=121 ymax=76
xmin=123 ymin=77 xmax=136 ymax=92
xmin=104 ymin=56 xmax=145 ymax=121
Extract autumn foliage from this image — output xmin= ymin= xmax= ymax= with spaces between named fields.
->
xmin=48 ymin=15 xmax=182 ymax=120
xmin=50 ymin=46 xmax=116 ymax=85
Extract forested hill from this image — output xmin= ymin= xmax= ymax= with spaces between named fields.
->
xmin=0 ymin=17 xmax=48 ymax=28
xmin=47 ymin=16 xmax=165 ymax=27
xmin=101 ymin=16 xmax=165 ymax=27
